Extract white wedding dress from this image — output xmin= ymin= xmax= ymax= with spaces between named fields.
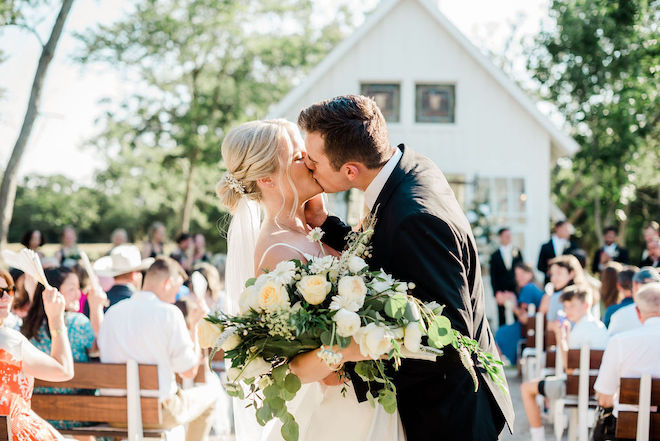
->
xmin=223 ymin=199 xmax=404 ymax=441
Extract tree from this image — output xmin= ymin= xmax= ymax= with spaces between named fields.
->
xmin=528 ymin=0 xmax=659 ymax=254
xmin=0 ymin=0 xmax=75 ymax=247
xmin=75 ymin=0 xmax=353 ymax=233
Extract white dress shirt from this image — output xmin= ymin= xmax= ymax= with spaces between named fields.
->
xmin=551 ymin=234 xmax=568 ymax=257
xmin=607 ymin=303 xmax=642 ymax=336
xmin=594 ymin=316 xmax=660 ymax=415
xmin=499 ymin=244 xmax=514 ymax=270
xmin=603 ymin=243 xmax=618 ymax=258
xmin=568 ymin=314 xmax=609 ymax=350
xmin=364 ymin=148 xmax=403 ymax=211
xmin=98 ymin=290 xmax=198 ymax=400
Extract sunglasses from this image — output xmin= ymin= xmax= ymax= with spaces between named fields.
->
xmin=0 ymin=287 xmax=15 ymax=298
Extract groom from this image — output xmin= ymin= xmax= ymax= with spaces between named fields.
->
xmin=299 ymin=95 xmax=514 ymax=440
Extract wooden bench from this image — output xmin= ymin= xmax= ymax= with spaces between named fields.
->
xmin=32 ymin=360 xmax=167 ymax=441
xmin=0 ymin=415 xmax=10 ymax=441
xmin=616 ymin=375 xmax=660 ymax=441
xmin=521 ymin=313 xmax=558 ymax=381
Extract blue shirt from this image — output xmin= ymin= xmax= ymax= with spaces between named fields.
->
xmin=603 ymin=296 xmax=634 ymax=328
xmin=518 ymin=283 xmax=544 ymax=308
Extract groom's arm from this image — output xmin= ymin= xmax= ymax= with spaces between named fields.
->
xmin=393 ymin=213 xmax=472 ymax=337
xmin=320 ymin=215 xmax=352 ymax=252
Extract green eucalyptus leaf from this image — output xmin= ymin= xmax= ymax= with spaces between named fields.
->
xmin=281 ymin=419 xmax=299 ymax=441
xmin=384 ymin=294 xmax=407 ymax=319
xmin=284 ymin=373 xmax=302 ymax=394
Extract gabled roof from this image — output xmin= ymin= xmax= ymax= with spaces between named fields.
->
xmin=267 ymin=0 xmax=579 ymax=156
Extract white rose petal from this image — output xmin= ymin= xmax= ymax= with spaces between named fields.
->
xmin=332 ymin=276 xmax=367 ymax=312
xmin=348 ymin=256 xmax=368 ymax=274
xmin=221 ymin=333 xmax=242 ymax=351
xmin=239 ymin=357 xmax=272 ymax=381
xmin=238 ymin=285 xmax=260 ymax=314
xmin=227 ymin=367 xmax=242 ymax=382
xmin=390 ymin=326 xmax=405 ymax=340
xmin=297 ymin=275 xmax=332 ymax=305
xmin=198 ymin=320 xmax=223 ymax=349
xmin=333 ymin=308 xmax=361 ymax=337
xmin=404 ymin=322 xmax=423 ymax=353
xmin=356 ymin=323 xmax=393 ymax=360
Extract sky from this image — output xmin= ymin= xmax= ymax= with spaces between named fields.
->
xmin=0 ymin=0 xmax=550 ymax=185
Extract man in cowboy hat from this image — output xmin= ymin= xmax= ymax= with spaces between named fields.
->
xmin=83 ymin=245 xmax=154 ymax=316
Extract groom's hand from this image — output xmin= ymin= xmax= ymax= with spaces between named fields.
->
xmin=305 ymin=194 xmax=329 ymax=228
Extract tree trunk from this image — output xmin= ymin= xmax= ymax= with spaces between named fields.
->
xmin=181 ymin=158 xmax=195 ymax=233
xmin=0 ymin=0 xmax=75 ymax=248
xmin=593 ymin=165 xmax=603 ymax=245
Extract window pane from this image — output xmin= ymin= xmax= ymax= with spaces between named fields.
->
xmin=512 ymin=178 xmax=526 ymax=214
xmin=494 ymin=178 xmax=508 ymax=213
xmin=415 ymin=84 xmax=455 ymax=123
xmin=360 ymin=83 xmax=400 ymax=122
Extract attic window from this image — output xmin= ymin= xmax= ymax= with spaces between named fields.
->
xmin=360 ymin=83 xmax=400 ymax=122
xmin=415 ymin=84 xmax=455 ymax=123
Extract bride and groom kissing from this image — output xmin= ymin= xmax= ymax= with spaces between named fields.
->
xmin=217 ymin=95 xmax=514 ymax=441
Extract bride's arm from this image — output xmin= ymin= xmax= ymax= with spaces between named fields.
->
xmin=289 ymin=339 xmax=364 ymax=384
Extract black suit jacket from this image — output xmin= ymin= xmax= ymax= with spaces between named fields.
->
xmin=536 ymin=239 xmax=578 ymax=284
xmin=321 ymin=145 xmax=514 ymax=440
xmin=591 ymin=245 xmax=630 ymax=274
xmin=490 ymin=248 xmax=523 ymax=294
xmin=83 ymin=284 xmax=134 ymax=317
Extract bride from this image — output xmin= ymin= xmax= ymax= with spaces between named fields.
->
xmin=216 ymin=119 xmax=404 ymax=441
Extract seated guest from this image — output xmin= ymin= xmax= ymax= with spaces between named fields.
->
xmin=608 ymin=267 xmax=660 ymax=336
xmin=537 ymin=220 xmax=578 ymax=285
xmin=594 ymin=283 xmax=660 ymax=421
xmin=170 ymin=233 xmax=193 ymax=273
xmin=8 ymin=269 xmax=37 ymax=322
xmin=598 ymin=262 xmax=623 ymax=319
xmin=20 ymin=229 xmax=46 ymax=259
xmin=602 ymin=266 xmax=637 ymax=327
xmin=1 ymin=269 xmax=75 ymax=441
xmin=142 ymin=221 xmax=166 ymax=259
xmin=192 ymin=233 xmax=212 ymax=266
xmin=193 ymin=262 xmax=224 ymax=312
xmin=490 ymin=227 xmax=524 ymax=327
xmin=592 ymin=226 xmax=629 ymax=274
xmin=86 ymin=245 xmax=153 ymax=315
xmin=640 ymin=221 xmax=659 ymax=263
xmin=106 ymin=228 xmax=129 ymax=255
xmin=567 ymin=248 xmax=602 ymax=315
xmin=55 ymin=226 xmax=81 ymax=268
xmin=495 ymin=263 xmax=543 ymax=365
xmin=539 ymin=255 xmax=584 ymax=332
xmin=521 ymin=285 xmax=608 ymax=441
xmin=640 ymin=238 xmax=660 ymax=268
xmin=98 ymin=258 xmax=218 ymax=441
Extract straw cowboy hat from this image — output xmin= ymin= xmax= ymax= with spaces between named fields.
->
xmin=93 ymin=245 xmax=154 ymax=278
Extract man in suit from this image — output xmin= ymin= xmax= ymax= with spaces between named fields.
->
xmin=300 ymin=95 xmax=514 ymax=440
xmin=490 ymin=227 xmax=524 ymax=326
xmin=537 ymin=220 xmax=578 ymax=285
xmin=592 ymin=226 xmax=630 ymax=274
xmin=84 ymin=245 xmax=153 ymax=316
xmin=641 ymin=239 xmax=660 ymax=268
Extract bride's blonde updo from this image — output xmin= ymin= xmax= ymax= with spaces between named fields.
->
xmin=217 ymin=119 xmax=296 ymax=213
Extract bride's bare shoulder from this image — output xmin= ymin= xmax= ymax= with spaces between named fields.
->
xmin=254 ymin=230 xmax=309 ymax=275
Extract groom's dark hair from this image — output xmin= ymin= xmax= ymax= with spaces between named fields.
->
xmin=298 ymin=95 xmax=391 ymax=170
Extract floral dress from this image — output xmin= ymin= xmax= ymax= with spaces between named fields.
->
xmin=29 ymin=312 xmax=95 ymax=430
xmin=0 ymin=326 xmax=63 ymax=441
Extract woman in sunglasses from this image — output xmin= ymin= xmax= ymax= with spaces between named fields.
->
xmin=0 ymin=269 xmax=74 ymax=441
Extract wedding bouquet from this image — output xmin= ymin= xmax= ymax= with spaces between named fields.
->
xmin=199 ymin=221 xmax=505 ymax=441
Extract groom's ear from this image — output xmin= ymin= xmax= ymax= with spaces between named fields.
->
xmin=342 ymin=163 xmax=361 ymax=182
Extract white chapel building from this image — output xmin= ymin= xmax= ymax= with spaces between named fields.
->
xmin=267 ymin=0 xmax=579 ymax=299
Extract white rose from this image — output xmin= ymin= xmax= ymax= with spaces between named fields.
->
xmin=256 ymin=280 xmax=290 ymax=312
xmin=221 ymin=333 xmax=242 ymax=351
xmin=371 ymin=270 xmax=395 ymax=293
xmin=348 ymin=256 xmax=368 ymax=274
xmin=355 ymin=323 xmax=393 ymax=360
xmin=404 ymin=322 xmax=423 ymax=353
xmin=227 ymin=367 xmax=242 ymax=382
xmin=390 ymin=326 xmax=404 ymax=339
xmin=330 ymin=276 xmax=367 ymax=312
xmin=235 ymin=357 xmax=272 ymax=381
xmin=333 ymin=308 xmax=361 ymax=337
xmin=297 ymin=275 xmax=331 ymax=305
xmin=238 ymin=285 xmax=260 ymax=314
xmin=198 ymin=319 xmax=223 ymax=349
